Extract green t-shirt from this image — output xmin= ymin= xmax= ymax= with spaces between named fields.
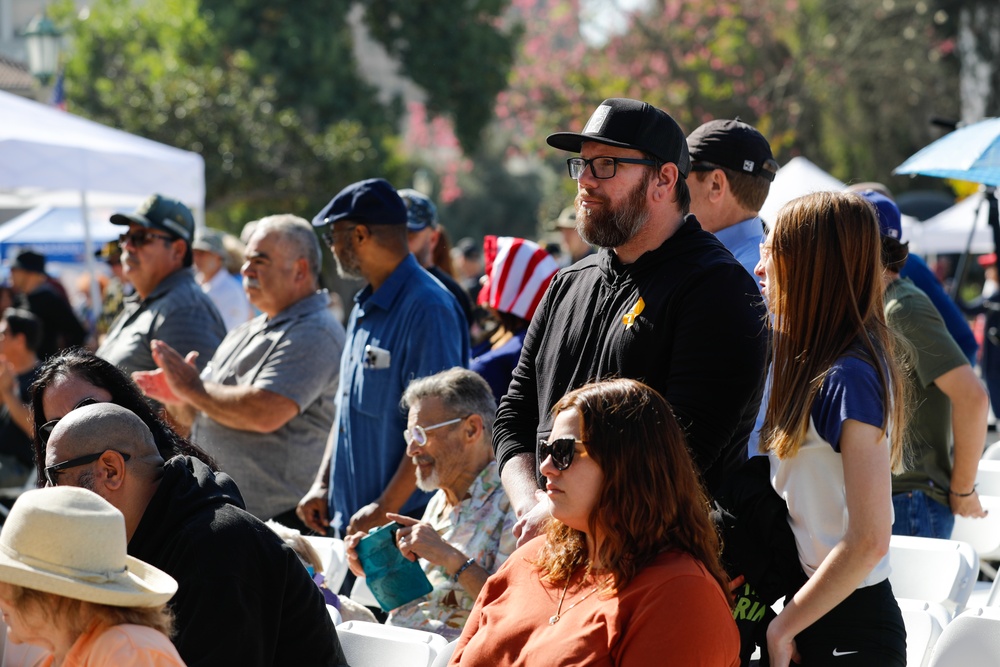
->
xmin=885 ymin=277 xmax=969 ymax=506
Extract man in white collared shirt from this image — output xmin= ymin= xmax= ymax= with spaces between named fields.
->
xmin=192 ymin=228 xmax=255 ymax=331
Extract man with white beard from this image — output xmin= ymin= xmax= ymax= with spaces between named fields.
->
xmin=132 ymin=214 xmax=345 ymax=529
xmin=493 ymin=98 xmax=769 ymax=545
xmin=344 ymin=368 xmax=515 ymax=639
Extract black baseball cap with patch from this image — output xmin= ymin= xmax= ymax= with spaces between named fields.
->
xmin=546 ymin=98 xmax=691 ymax=177
xmin=686 ymin=119 xmax=778 ymax=182
xmin=110 ymin=194 xmax=195 ymax=244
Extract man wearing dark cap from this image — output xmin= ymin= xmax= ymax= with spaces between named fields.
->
xmin=551 ymin=205 xmax=594 ymax=265
xmin=686 ymin=118 xmax=778 ymax=277
xmin=398 ymin=188 xmax=474 ymax=326
xmin=298 ymin=178 xmax=470 ymax=539
xmin=863 ymin=190 xmax=989 ymax=539
xmin=493 ymin=98 xmax=769 ymax=545
xmin=8 ymin=249 xmax=87 ymax=359
xmin=97 ymin=194 xmax=226 ymax=378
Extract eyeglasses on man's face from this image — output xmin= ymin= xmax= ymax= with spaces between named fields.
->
xmin=44 ymin=451 xmax=131 ymax=487
xmin=538 ymin=437 xmax=588 ymax=471
xmin=403 ymin=415 xmax=469 ymax=447
xmin=566 ymin=156 xmax=658 ymax=180
xmin=118 ymin=229 xmax=176 ymax=249
xmin=321 ymin=224 xmax=358 ymax=248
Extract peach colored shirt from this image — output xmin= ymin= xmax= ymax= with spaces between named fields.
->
xmin=35 ymin=622 xmax=185 ymax=667
xmin=451 ymin=537 xmax=739 ymax=667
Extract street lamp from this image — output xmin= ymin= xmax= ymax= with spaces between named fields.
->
xmin=22 ymin=13 xmax=63 ymax=86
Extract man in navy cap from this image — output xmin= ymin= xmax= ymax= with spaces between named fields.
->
xmin=8 ymin=249 xmax=87 ymax=359
xmin=865 ymin=190 xmax=989 ymax=539
xmin=493 ymin=98 xmax=769 ymax=545
xmin=297 ymin=178 xmax=470 ymax=539
xmin=97 ymin=194 xmax=225 ymax=379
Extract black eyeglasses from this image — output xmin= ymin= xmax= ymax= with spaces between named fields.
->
xmin=44 ymin=451 xmax=131 ymax=486
xmin=566 ymin=156 xmax=658 ymax=180
xmin=118 ymin=229 xmax=176 ymax=248
xmin=538 ymin=437 xmax=587 ymax=471
xmin=38 ymin=397 xmax=100 ymax=445
xmin=321 ymin=224 xmax=357 ymax=247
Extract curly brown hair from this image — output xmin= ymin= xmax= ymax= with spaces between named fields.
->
xmin=533 ymin=378 xmax=730 ymax=600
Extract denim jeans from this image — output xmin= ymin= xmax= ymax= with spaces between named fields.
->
xmin=891 ymin=489 xmax=955 ymax=539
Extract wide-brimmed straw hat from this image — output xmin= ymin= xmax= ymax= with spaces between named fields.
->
xmin=0 ymin=487 xmax=177 ymax=608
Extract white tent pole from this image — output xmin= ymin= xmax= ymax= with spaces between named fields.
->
xmin=80 ymin=190 xmax=101 ymax=334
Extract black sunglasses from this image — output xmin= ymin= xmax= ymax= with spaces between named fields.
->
xmin=44 ymin=451 xmax=131 ymax=486
xmin=538 ymin=437 xmax=586 ymax=471
xmin=38 ymin=397 xmax=100 ymax=445
xmin=118 ymin=229 xmax=176 ymax=248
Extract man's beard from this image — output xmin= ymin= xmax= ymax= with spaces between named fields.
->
xmin=414 ymin=457 xmax=440 ymax=492
xmin=333 ymin=242 xmax=363 ymax=280
xmin=575 ymin=173 xmax=652 ymax=248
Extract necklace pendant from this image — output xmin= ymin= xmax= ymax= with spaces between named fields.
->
xmin=548 ymin=614 xmax=560 ymax=625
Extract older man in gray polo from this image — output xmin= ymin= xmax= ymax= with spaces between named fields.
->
xmin=133 ymin=214 xmax=345 ymax=526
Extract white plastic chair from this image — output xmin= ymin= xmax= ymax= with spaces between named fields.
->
xmin=888 ymin=535 xmax=979 ymax=618
xmin=974 ymin=460 xmax=1000 ymax=495
xmin=897 ymin=598 xmax=947 ymax=667
xmin=927 ymin=606 xmax=1000 ymax=666
xmin=951 ymin=494 xmax=1000 ymax=561
xmin=335 ymin=620 xmax=448 ymax=667
xmin=981 ymin=441 xmax=1000 ymax=461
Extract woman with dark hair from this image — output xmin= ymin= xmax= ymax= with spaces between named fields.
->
xmin=450 ymin=378 xmax=738 ymax=666
xmin=755 ymin=192 xmax=908 ymax=666
xmin=29 ymin=348 xmax=217 ymax=485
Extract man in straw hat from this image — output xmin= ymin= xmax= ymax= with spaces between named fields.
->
xmin=0 ymin=485 xmax=182 ymax=665
xmin=43 ymin=402 xmax=349 ymax=667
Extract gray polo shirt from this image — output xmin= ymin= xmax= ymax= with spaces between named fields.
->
xmin=191 ymin=290 xmax=346 ymax=520
xmin=97 ymin=268 xmax=226 ymax=377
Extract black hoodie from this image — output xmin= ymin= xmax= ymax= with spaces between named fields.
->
xmin=493 ymin=216 xmax=768 ymax=496
xmin=129 ymin=456 xmax=349 ymax=666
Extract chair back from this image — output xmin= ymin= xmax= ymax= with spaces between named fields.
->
xmin=888 ymin=535 xmax=979 ymax=618
xmin=974 ymin=460 xmax=1000 ymax=495
xmin=898 ymin=598 xmax=946 ymax=667
xmin=951 ymin=495 xmax=1000 ymax=560
xmin=335 ymin=620 xmax=449 ymax=667
xmin=928 ymin=607 xmax=1000 ymax=667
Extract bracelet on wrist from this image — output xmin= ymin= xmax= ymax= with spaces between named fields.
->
xmin=452 ymin=558 xmax=476 ymax=582
xmin=949 ymin=484 xmax=977 ymax=497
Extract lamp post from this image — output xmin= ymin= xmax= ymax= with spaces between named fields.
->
xmin=22 ymin=12 xmax=62 ymax=87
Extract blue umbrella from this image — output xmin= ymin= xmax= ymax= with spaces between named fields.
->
xmin=894 ymin=117 xmax=1000 ymax=186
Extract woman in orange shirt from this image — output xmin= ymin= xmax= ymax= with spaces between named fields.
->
xmin=450 ymin=378 xmax=739 ymax=666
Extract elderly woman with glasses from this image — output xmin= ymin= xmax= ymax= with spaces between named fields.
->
xmin=0 ymin=485 xmax=184 ymax=667
xmin=343 ymin=368 xmax=516 ymax=640
xmin=450 ymin=378 xmax=738 ymax=667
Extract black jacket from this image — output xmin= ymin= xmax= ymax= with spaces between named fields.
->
xmin=493 ymin=216 xmax=768 ymax=496
xmin=128 ymin=456 xmax=348 ymax=667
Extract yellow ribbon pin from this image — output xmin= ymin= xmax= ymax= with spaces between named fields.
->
xmin=622 ymin=297 xmax=644 ymax=328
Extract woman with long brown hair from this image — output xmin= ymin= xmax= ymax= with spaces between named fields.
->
xmin=756 ymin=192 xmax=908 ymax=666
xmin=450 ymin=378 xmax=738 ymax=666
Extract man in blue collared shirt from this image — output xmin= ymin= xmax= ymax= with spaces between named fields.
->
xmin=686 ymin=118 xmax=778 ymax=457
xmin=298 ymin=179 xmax=470 ymax=538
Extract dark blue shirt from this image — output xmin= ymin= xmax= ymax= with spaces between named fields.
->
xmin=811 ymin=355 xmax=885 ymax=451
xmin=330 ymin=254 xmax=470 ymax=526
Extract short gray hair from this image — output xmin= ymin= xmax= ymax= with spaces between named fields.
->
xmin=401 ymin=368 xmax=497 ymax=442
xmin=252 ymin=214 xmax=322 ymax=280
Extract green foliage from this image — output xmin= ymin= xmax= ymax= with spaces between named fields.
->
xmin=363 ymin=0 xmax=521 ymax=154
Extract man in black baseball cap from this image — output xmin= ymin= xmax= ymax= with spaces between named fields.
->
xmin=96 ymin=194 xmax=225 ymax=379
xmin=686 ymin=118 xmax=778 ymax=277
xmin=493 ymin=99 xmax=769 ymax=551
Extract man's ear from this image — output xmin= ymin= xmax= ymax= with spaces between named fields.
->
xmin=97 ymin=450 xmax=129 ymax=491
xmin=463 ymin=414 xmax=484 ymax=445
xmin=708 ymin=169 xmax=728 ymax=202
xmin=652 ymin=162 xmax=680 ymax=202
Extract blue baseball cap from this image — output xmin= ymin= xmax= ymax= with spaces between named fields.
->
xmin=857 ymin=190 xmax=902 ymax=240
xmin=312 ymin=178 xmax=407 ymax=227
xmin=397 ymin=189 xmax=438 ymax=232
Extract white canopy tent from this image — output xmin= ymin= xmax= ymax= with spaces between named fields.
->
xmin=759 ymin=156 xmax=846 ymax=223
xmin=0 ymin=89 xmax=205 ymax=324
xmin=906 ymin=192 xmax=994 ymax=256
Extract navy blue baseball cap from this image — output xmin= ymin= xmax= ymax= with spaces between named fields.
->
xmin=312 ymin=178 xmax=407 ymax=227
xmin=857 ymin=190 xmax=903 ymax=241
xmin=397 ymin=189 xmax=438 ymax=232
